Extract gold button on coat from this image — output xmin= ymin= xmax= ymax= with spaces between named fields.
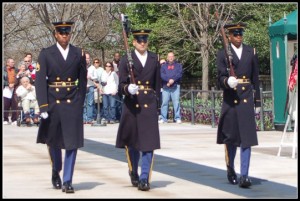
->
xmin=243 ymin=76 xmax=246 ymax=79
xmin=234 ymin=100 xmax=238 ymax=104
xmin=62 ymin=82 xmax=66 ymax=86
xmin=138 ymin=81 xmax=141 ymax=84
xmin=146 ymin=81 xmax=149 ymax=84
xmin=144 ymin=104 xmax=148 ymax=108
xmin=67 ymin=88 xmax=70 ymax=91
xmin=242 ymin=87 xmax=245 ymax=90
xmin=136 ymin=91 xmax=139 ymax=95
xmin=136 ymin=104 xmax=139 ymax=108
xmin=244 ymin=99 xmax=247 ymax=103
xmin=56 ymin=88 xmax=59 ymax=92
xmin=140 ymin=85 xmax=144 ymax=90
xmin=144 ymin=91 xmax=148 ymax=94
xmin=56 ymin=100 xmax=60 ymax=104
xmin=68 ymin=78 xmax=71 ymax=81
xmin=56 ymin=77 xmax=60 ymax=81
xmin=67 ymin=99 xmax=71 ymax=103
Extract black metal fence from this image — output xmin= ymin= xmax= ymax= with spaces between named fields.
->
xmin=168 ymin=87 xmax=273 ymax=131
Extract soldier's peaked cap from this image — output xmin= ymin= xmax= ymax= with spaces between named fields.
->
xmin=131 ymin=29 xmax=152 ymax=36
xmin=224 ymin=22 xmax=247 ymax=31
xmin=52 ymin=21 xmax=74 ymax=33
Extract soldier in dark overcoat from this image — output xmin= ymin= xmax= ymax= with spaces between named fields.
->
xmin=35 ymin=21 xmax=87 ymax=193
xmin=116 ymin=29 xmax=161 ymax=191
xmin=216 ymin=22 xmax=261 ymax=188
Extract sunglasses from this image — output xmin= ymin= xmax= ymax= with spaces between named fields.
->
xmin=136 ymin=39 xmax=148 ymax=44
xmin=94 ymin=62 xmax=99 ymax=64
xmin=58 ymin=31 xmax=70 ymax=35
xmin=24 ymin=61 xmax=30 ymax=62
xmin=232 ymin=30 xmax=244 ymax=37
xmin=105 ymin=65 xmax=112 ymax=67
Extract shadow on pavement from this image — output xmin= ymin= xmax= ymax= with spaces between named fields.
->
xmin=81 ymin=139 xmax=297 ymax=198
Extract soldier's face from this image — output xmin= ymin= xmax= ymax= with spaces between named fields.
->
xmin=229 ymin=30 xmax=243 ymax=48
xmin=55 ymin=31 xmax=71 ymax=49
xmin=133 ymin=39 xmax=148 ymax=54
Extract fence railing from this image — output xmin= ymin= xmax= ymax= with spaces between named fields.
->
xmin=177 ymin=87 xmax=273 ymax=131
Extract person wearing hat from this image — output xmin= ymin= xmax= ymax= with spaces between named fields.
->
xmin=216 ymin=22 xmax=261 ymax=188
xmin=115 ymin=29 xmax=161 ymax=191
xmin=35 ymin=21 xmax=87 ymax=193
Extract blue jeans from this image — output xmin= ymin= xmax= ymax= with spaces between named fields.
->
xmin=102 ymin=94 xmax=117 ymax=121
xmin=83 ymin=86 xmax=95 ymax=122
xmin=160 ymin=85 xmax=181 ymax=122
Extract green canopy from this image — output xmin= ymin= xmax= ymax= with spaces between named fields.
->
xmin=269 ymin=9 xmax=298 ymax=37
xmin=268 ymin=9 xmax=298 ymax=130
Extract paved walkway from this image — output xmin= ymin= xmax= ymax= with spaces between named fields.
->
xmin=3 ymin=123 xmax=298 ymax=198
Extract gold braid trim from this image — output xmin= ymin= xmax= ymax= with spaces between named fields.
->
xmin=40 ymin=104 xmax=48 ymax=108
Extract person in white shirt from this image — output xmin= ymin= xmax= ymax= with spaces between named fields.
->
xmin=100 ymin=61 xmax=119 ymax=123
xmin=92 ymin=58 xmax=104 ymax=113
xmin=16 ymin=76 xmax=40 ymax=124
xmin=83 ymin=53 xmax=97 ymax=123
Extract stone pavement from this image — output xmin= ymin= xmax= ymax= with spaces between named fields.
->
xmin=2 ymin=122 xmax=298 ymax=198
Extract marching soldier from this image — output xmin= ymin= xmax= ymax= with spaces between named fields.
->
xmin=216 ymin=22 xmax=261 ymax=188
xmin=35 ymin=21 xmax=87 ymax=193
xmin=116 ymin=29 xmax=161 ymax=191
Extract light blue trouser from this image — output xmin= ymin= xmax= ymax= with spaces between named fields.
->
xmin=83 ymin=86 xmax=96 ymax=122
xmin=225 ymin=144 xmax=251 ymax=176
xmin=160 ymin=85 xmax=181 ymax=121
xmin=48 ymin=146 xmax=77 ymax=184
xmin=127 ymin=147 xmax=154 ymax=181
xmin=102 ymin=94 xmax=117 ymax=121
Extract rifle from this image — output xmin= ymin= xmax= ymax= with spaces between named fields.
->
xmin=215 ymin=11 xmax=236 ymax=77
xmin=120 ymin=14 xmax=136 ymax=84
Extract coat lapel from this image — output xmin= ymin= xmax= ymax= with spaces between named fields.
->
xmin=131 ymin=51 xmax=144 ymax=74
xmin=239 ymin=45 xmax=251 ymax=68
xmin=49 ymin=45 xmax=65 ymax=75
xmin=230 ymin=46 xmax=240 ymax=70
xmin=61 ymin=45 xmax=76 ymax=76
xmin=141 ymin=52 xmax=156 ymax=76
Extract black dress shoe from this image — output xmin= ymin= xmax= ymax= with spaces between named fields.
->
xmin=52 ymin=170 xmax=62 ymax=189
xmin=129 ymin=171 xmax=139 ymax=187
xmin=227 ymin=166 xmax=238 ymax=185
xmin=138 ymin=179 xmax=150 ymax=191
xmin=62 ymin=182 xmax=75 ymax=193
xmin=239 ymin=176 xmax=252 ymax=188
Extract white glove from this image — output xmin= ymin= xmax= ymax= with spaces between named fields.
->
xmin=255 ymin=107 xmax=261 ymax=114
xmin=128 ymin=84 xmax=139 ymax=95
xmin=227 ymin=76 xmax=238 ymax=88
xmin=40 ymin=112 xmax=49 ymax=119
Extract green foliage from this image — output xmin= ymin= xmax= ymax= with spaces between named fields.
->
xmin=116 ymin=3 xmax=297 ymax=84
